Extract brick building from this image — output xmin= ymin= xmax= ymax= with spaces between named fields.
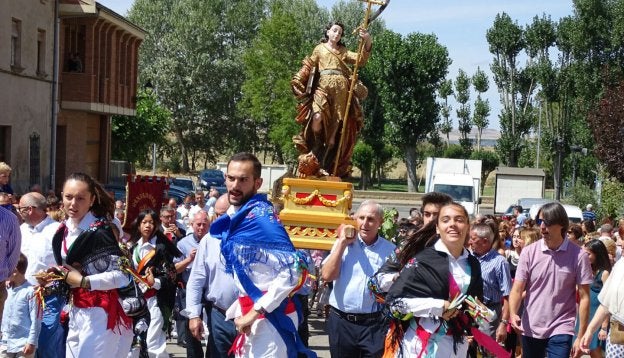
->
xmin=0 ymin=0 xmax=145 ymax=194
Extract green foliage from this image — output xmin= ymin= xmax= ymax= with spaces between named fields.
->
xmin=563 ymin=182 xmax=596 ymax=209
xmin=240 ymin=0 xmax=326 ymax=164
xmin=111 ymin=89 xmax=171 ymax=165
xmin=367 ymin=30 xmax=451 ymax=191
xmin=438 ymin=79 xmax=454 ymax=145
xmin=129 ymin=0 xmax=266 ymax=171
xmin=470 ymin=150 xmax=500 ymax=192
xmin=380 ymin=207 xmax=398 ymax=242
xmin=486 ymin=13 xmax=528 ymax=167
xmin=443 ymin=144 xmax=466 ymax=159
xmin=352 ymin=141 xmax=374 ymax=189
xmin=455 ymin=69 xmax=472 ymax=155
xmin=598 ymin=178 xmax=624 ymax=221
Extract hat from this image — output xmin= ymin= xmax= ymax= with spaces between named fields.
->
xmin=586 ymin=204 xmax=593 ymax=210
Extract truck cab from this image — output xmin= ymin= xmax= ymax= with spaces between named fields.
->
xmin=431 ymin=173 xmax=479 ymax=216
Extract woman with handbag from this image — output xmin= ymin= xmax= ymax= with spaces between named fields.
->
xmin=581 ymin=254 xmax=624 ymax=357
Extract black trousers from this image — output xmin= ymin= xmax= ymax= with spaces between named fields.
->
xmin=326 ymin=307 xmax=386 ymax=358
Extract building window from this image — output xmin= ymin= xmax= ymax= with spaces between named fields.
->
xmin=0 ymin=126 xmax=11 ymax=163
xmin=64 ymin=22 xmax=85 ymax=72
xmin=11 ymin=18 xmax=23 ymax=71
xmin=29 ymin=133 xmax=41 ymax=188
xmin=37 ymin=29 xmax=47 ymax=76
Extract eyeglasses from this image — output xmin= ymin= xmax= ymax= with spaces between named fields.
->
xmin=17 ymin=206 xmax=33 ymax=214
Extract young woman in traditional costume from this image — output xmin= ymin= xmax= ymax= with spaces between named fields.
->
xmin=129 ymin=209 xmax=181 ymax=357
xmin=49 ymin=172 xmax=134 ymax=357
xmin=384 ymin=202 xmax=488 ymax=357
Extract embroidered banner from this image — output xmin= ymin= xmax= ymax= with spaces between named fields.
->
xmin=123 ymin=175 xmax=168 ymax=230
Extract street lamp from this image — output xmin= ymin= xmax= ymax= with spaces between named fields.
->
xmin=555 ymin=137 xmax=564 ymax=201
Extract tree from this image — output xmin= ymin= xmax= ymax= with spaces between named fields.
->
xmin=129 ymin=0 xmax=266 ymax=171
xmin=369 ymin=30 xmax=451 ymax=192
xmin=438 ymin=79 xmax=454 ymax=145
xmin=240 ymin=0 xmax=327 ymax=165
xmin=111 ymin=89 xmax=171 ymax=166
xmin=472 ymin=67 xmax=490 ymax=151
xmin=486 ymin=12 xmax=529 ymax=167
xmin=587 ymin=80 xmax=624 ymax=182
xmin=454 ymin=69 xmax=472 ymax=155
xmin=470 ymin=150 xmax=499 ymax=192
xmin=352 ymin=141 xmax=374 ymax=189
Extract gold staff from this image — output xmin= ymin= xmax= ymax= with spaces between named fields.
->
xmin=332 ymin=0 xmax=387 ymax=176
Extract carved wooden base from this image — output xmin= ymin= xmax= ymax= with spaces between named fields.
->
xmin=279 ymin=178 xmax=356 ymax=250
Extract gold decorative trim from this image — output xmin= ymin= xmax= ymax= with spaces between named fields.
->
xmin=284 ymin=226 xmax=338 ymax=239
xmin=281 ymin=188 xmax=352 ymax=207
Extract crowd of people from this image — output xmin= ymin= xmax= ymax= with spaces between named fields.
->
xmin=2 ymin=155 xmax=624 ymax=358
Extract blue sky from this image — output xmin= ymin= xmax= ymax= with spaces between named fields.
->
xmin=98 ymin=0 xmax=575 ymax=131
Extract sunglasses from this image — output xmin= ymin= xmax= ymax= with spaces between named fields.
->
xmin=536 ymin=218 xmax=551 ymax=226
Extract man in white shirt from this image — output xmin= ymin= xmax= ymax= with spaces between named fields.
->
xmin=18 ymin=192 xmax=63 ymax=358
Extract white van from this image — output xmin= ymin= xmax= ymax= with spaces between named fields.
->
xmin=528 ymin=203 xmax=584 ymax=223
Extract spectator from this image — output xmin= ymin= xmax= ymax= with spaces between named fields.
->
xmin=188 ymin=190 xmax=209 ymax=221
xmin=1 ymin=254 xmax=41 ymax=358
xmin=567 ymin=223 xmax=584 ymax=246
xmin=469 ymin=223 xmax=513 ymax=353
xmin=580 ymin=253 xmax=624 ymax=356
xmin=174 ymin=210 xmax=211 ymax=357
xmin=159 ymin=206 xmax=185 ymax=241
xmin=513 ymin=205 xmax=526 ymax=227
xmin=17 ymin=192 xmax=64 ymax=358
xmin=583 ymin=204 xmax=597 ymax=224
xmin=509 ymin=202 xmax=593 ymax=357
xmin=205 ymin=187 xmax=219 ymax=216
xmin=322 ymin=200 xmax=395 ymax=357
xmin=186 ymin=194 xmax=238 ymax=357
xmin=0 ymin=205 xmax=21 ymax=334
xmin=582 ymin=220 xmax=597 ymax=237
xmin=0 ymin=162 xmax=13 ymax=196
xmin=577 ymin=239 xmax=611 ymax=358
xmin=176 ymin=194 xmax=193 ymax=229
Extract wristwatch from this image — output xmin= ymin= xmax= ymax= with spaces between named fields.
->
xmin=500 ymin=319 xmax=509 ymax=325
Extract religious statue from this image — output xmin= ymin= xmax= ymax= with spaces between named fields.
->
xmin=291 ymin=22 xmax=372 ymax=179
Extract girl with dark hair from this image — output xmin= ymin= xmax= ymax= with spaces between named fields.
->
xmin=129 ymin=209 xmax=182 ymax=358
xmin=578 ymin=239 xmax=612 ymax=358
xmin=48 ymin=172 xmax=133 ymax=357
xmin=384 ymin=202 xmax=491 ymax=357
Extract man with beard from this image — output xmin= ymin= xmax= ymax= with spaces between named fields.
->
xmin=206 ymin=152 xmax=314 ymax=357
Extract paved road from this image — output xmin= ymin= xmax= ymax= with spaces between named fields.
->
xmin=166 ymin=316 xmax=330 ymax=357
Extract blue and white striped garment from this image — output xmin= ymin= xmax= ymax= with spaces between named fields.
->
xmin=475 ymin=250 xmax=512 ymax=305
xmin=0 ymin=206 xmax=21 ymax=280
